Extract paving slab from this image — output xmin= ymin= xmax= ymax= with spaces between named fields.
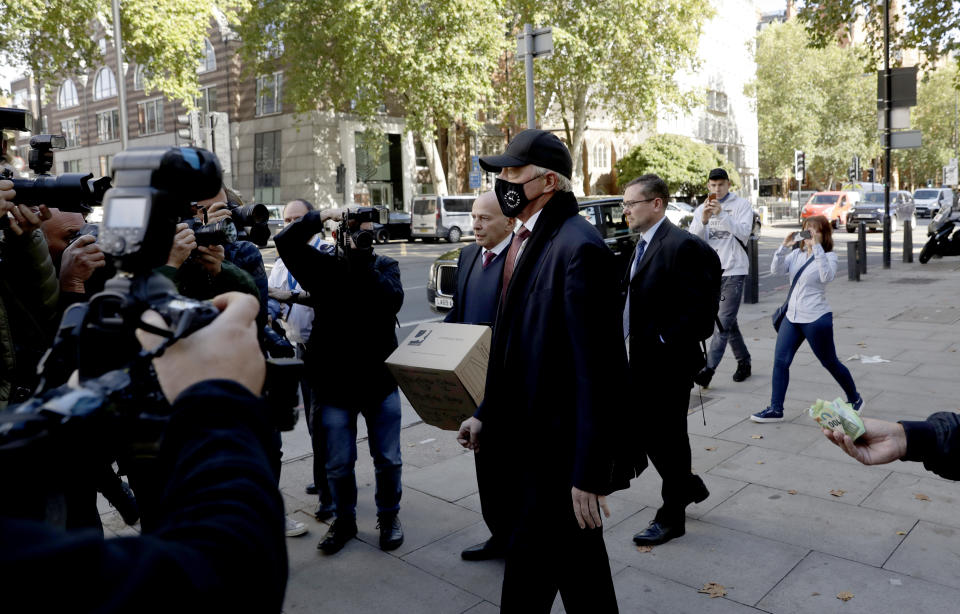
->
xmin=702 ymin=484 xmax=911 ymax=567
xmin=797 ymin=435 xmax=951 ymax=481
xmin=551 ymin=566 xmax=762 ymax=614
xmin=714 ymin=419 xmax=823 ymax=454
xmin=861 ymin=472 xmax=960 ymax=530
xmin=400 ymin=423 xmax=472 ymax=469
xmin=604 ymin=508 xmax=809 ymax=607
xmin=689 ymin=434 xmax=747 ymax=472
xmin=612 ymin=470 xmax=747 ymax=520
xmin=461 ymin=602 xmax=500 ymax=614
xmin=708 ymin=445 xmax=891 ymax=505
xmin=454 ymin=493 xmax=482 ymax=514
xmin=283 ymin=533 xmax=482 ymax=613
xmin=883 ymin=520 xmax=960 ymax=590
xmin=757 ymin=550 xmax=960 ymax=614
xmin=402 ymin=452 xmax=479 ymax=502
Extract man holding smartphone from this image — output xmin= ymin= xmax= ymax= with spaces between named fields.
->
xmin=688 ymin=168 xmax=754 ymax=388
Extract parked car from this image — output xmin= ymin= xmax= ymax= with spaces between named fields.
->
xmin=912 ymin=187 xmax=954 ymax=218
xmin=800 ymin=191 xmax=854 ymax=228
xmin=666 ymin=200 xmax=694 ymax=229
xmin=427 ymin=196 xmax=640 ymax=312
xmin=845 ymin=191 xmax=916 ymax=233
xmin=372 ymin=205 xmax=412 ymax=243
xmin=410 ymin=194 xmax=476 ymax=243
xmin=790 ymin=190 xmax=817 ymax=216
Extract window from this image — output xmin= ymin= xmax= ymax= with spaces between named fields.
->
xmin=415 ymin=141 xmax=428 ymax=167
xmin=12 ymin=89 xmax=28 ymax=109
xmin=137 ymin=98 xmax=164 ymax=135
xmin=62 ymin=159 xmax=82 ymax=173
xmin=259 ymin=25 xmax=284 ymax=59
xmin=592 ymin=141 xmax=609 ymax=169
xmin=58 ymin=80 xmax=79 ymax=109
xmin=198 ymin=38 xmax=216 ymax=73
xmin=98 ymin=38 xmax=108 ymax=55
xmin=441 ymin=197 xmax=474 ymax=213
xmin=93 ymin=67 xmax=117 ymax=100
xmin=255 ymin=72 xmax=282 ymax=116
xmin=96 ymin=109 xmax=120 ymax=142
xmin=60 ymin=118 xmax=81 ymax=148
xmin=254 ymin=130 xmax=282 ymax=204
xmin=99 ymin=155 xmax=112 ymax=176
xmin=195 ymin=86 xmax=217 ymax=127
xmin=707 ymin=90 xmax=728 ymax=113
xmin=134 ymin=65 xmax=146 ymax=91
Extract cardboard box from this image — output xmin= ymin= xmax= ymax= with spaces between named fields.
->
xmin=386 ymin=322 xmax=491 ymax=431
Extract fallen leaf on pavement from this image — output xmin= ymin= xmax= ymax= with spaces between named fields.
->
xmin=837 ymin=591 xmax=854 ymax=602
xmin=856 ymin=342 xmax=867 ymax=347
xmin=896 ymin=530 xmax=907 ymax=535
xmin=698 ymin=582 xmax=727 ymax=598
xmin=811 ymin=592 xmax=820 ymax=596
xmin=788 ymin=490 xmax=798 ymax=495
xmin=705 ymin=446 xmax=717 ymax=451
xmin=751 ymin=434 xmax=764 ymax=439
xmin=915 ymin=493 xmax=931 ymax=501
xmin=830 ymin=489 xmax=846 ymax=497
xmin=636 ymin=545 xmax=653 ymax=553
xmin=756 ymin=461 xmax=765 ymax=464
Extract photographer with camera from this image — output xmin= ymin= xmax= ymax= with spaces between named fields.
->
xmin=274 ymin=205 xmax=405 ymax=555
xmin=0 ymin=292 xmax=288 ymax=613
xmin=0 ymin=180 xmax=60 ymax=408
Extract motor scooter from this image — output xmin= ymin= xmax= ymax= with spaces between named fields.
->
xmin=919 ymin=209 xmax=960 ymax=263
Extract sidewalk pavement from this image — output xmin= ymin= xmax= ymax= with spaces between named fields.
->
xmin=101 ymin=228 xmax=960 ymax=613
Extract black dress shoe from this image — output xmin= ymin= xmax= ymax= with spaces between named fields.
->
xmin=305 ymin=483 xmax=318 ymax=495
xmin=318 ymin=518 xmax=357 ymax=554
xmin=377 ymin=513 xmax=404 ymax=551
xmin=633 ymin=521 xmax=685 ymax=546
xmin=314 ymin=503 xmax=335 ymax=522
xmin=461 ymin=538 xmax=505 ymax=561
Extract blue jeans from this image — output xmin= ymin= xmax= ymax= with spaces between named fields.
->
xmin=770 ymin=313 xmax=859 ymax=411
xmin=320 ymin=390 xmax=402 ymax=519
xmin=707 ymin=275 xmax=751 ymax=369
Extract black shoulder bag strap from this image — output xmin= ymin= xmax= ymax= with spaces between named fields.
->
xmin=784 ymin=254 xmax=815 ymax=307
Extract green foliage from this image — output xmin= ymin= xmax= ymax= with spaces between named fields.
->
xmin=747 ymin=20 xmax=878 ymax=189
xmin=234 ymin=0 xmax=506 ymax=136
xmin=894 ymin=66 xmax=958 ymax=187
xmin=615 ymin=133 xmax=740 ymax=196
xmin=0 ymin=0 xmax=236 ymax=107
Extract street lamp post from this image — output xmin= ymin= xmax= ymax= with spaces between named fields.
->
xmin=882 ymin=0 xmax=892 ymax=269
xmin=111 ymin=0 xmax=129 ymax=150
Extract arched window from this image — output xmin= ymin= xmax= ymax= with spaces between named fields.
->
xmin=134 ymin=65 xmax=145 ymax=91
xmin=93 ymin=67 xmax=117 ymax=100
xmin=592 ymin=141 xmax=610 ymax=169
xmin=58 ymin=79 xmax=79 ymax=109
xmin=198 ymin=38 xmax=216 ymax=73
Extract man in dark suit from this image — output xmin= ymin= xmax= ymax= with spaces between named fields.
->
xmin=444 ymin=190 xmax=515 ymax=562
xmin=621 ymin=174 xmax=719 ymax=546
xmin=456 ymin=130 xmax=636 ymax=613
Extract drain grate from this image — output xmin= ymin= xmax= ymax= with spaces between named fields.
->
xmin=890 ymin=278 xmax=940 ymax=284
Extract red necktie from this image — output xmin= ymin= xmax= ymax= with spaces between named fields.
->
xmin=501 ymin=227 xmax=531 ymax=303
xmin=483 ymin=250 xmax=495 ymax=269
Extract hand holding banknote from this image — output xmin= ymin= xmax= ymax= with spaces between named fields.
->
xmin=822 ymin=417 xmax=907 ymax=466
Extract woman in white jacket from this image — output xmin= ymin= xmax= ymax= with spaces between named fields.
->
xmin=751 ymin=215 xmax=864 ymax=423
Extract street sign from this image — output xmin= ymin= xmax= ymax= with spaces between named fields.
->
xmin=877 ymin=66 xmax=918 ymax=109
xmin=882 ymin=130 xmax=922 ymax=149
xmin=516 ymin=27 xmax=553 ymax=58
xmin=877 ymin=107 xmax=910 ymax=130
xmin=470 ymin=155 xmax=481 ymax=173
xmin=469 ymin=171 xmax=482 ymax=189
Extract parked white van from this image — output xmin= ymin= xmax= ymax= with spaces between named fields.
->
xmin=410 ymin=194 xmax=476 ymax=243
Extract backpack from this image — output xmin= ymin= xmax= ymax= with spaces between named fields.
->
xmin=689 ymin=234 xmax=723 ymax=343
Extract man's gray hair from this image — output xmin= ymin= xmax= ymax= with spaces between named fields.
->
xmin=532 ymin=165 xmax=573 ymax=193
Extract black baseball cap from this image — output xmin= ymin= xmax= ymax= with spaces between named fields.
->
xmin=479 ymin=129 xmax=573 ymax=179
xmin=708 ymin=168 xmax=729 ymax=181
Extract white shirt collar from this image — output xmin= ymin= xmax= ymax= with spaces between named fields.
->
xmin=482 ymin=233 xmax=513 ymax=258
xmin=640 ymin=216 xmax=667 ymax=246
xmin=522 ymin=208 xmax=544 ymax=235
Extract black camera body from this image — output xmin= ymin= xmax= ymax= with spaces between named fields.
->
xmin=181 ymin=217 xmax=238 ymax=247
xmin=337 ymin=206 xmax=380 ymax=253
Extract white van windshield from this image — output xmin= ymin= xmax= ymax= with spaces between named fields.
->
xmin=413 ymin=198 xmax=436 ymax=215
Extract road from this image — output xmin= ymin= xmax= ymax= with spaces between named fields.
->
xmin=260 ymin=220 xmax=930 ymax=343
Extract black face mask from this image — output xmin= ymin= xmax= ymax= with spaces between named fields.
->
xmin=494 ymin=175 xmax=544 ymax=217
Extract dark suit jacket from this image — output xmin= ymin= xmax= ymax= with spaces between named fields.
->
xmin=443 ymin=241 xmax=509 ymax=325
xmin=475 ymin=191 xmax=638 ymax=497
xmin=622 ymin=218 xmax=720 ymax=381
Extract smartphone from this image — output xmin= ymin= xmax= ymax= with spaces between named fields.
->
xmin=798 ymin=229 xmax=811 ymax=240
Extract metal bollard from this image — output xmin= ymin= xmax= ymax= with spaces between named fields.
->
xmin=847 ymin=242 xmax=860 ymax=281
xmin=744 ymin=235 xmax=759 ymax=303
xmin=857 ymin=221 xmax=867 ymax=274
xmin=903 ymin=218 xmax=913 ymax=263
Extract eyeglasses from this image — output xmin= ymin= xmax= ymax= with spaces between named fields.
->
xmin=621 ymin=198 xmax=657 ymax=211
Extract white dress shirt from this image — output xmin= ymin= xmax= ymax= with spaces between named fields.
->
xmin=771 ymin=243 xmax=837 ymax=324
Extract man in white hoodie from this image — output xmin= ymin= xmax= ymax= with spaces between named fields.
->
xmin=688 ymin=168 xmax=753 ymax=387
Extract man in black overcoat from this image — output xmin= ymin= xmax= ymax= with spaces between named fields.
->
xmin=456 ymin=130 xmax=640 ymax=613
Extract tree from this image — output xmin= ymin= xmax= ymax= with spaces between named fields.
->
xmin=235 ymin=0 xmax=506 ymax=196
xmin=615 ymin=134 xmax=740 ymax=197
xmin=502 ymin=0 xmax=713 ymax=193
xmin=894 ymin=66 xmax=958 ymax=188
xmin=746 ymin=20 xmax=878 ymax=191
xmin=0 ymin=1 xmax=237 ymax=107
xmin=799 ymin=0 xmax=960 ymax=70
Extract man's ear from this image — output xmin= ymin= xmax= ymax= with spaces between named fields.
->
xmin=542 ymin=172 xmax=559 ymax=193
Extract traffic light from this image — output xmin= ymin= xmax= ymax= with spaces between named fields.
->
xmin=847 ymin=167 xmax=856 ymax=181
xmin=176 ymin=111 xmax=200 ymax=146
xmin=866 ymin=168 xmax=876 ymax=182
xmin=794 ymin=150 xmax=805 ymax=183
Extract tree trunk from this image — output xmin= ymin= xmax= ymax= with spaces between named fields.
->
xmin=419 ymin=132 xmax=448 ymax=196
xmin=446 ymin=122 xmax=458 ymax=194
xmin=569 ymin=87 xmax=589 ymax=197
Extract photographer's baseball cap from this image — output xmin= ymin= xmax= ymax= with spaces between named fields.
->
xmin=479 ymin=129 xmax=573 ymax=179
xmin=708 ymin=168 xmax=729 ymax=181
